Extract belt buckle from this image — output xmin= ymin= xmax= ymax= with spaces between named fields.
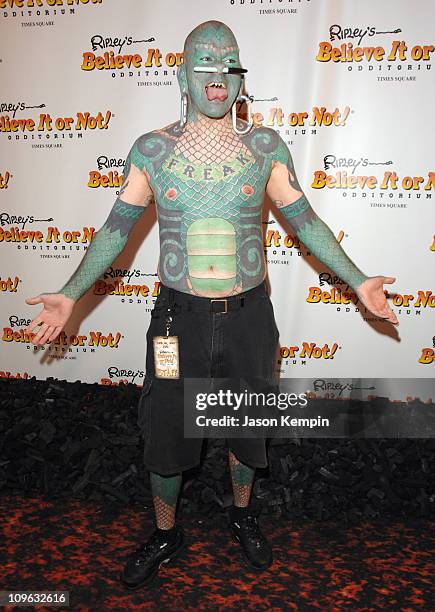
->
xmin=210 ymin=298 xmax=228 ymax=314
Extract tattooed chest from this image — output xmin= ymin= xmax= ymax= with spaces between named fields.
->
xmin=150 ymin=152 xmax=270 ymax=295
xmin=152 ymin=151 xmax=267 ymax=213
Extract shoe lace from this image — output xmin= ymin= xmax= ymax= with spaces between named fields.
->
xmin=241 ymin=515 xmax=264 ymax=544
xmin=134 ymin=531 xmax=168 ymax=563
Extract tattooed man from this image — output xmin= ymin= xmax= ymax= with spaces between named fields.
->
xmin=25 ymin=20 xmax=398 ymax=588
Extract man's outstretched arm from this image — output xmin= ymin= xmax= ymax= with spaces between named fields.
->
xmin=24 ymin=137 xmax=154 ymax=344
xmin=266 ymin=135 xmax=398 ymax=324
xmin=59 ymin=138 xmax=154 ymax=301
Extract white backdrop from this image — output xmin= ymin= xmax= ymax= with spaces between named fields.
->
xmin=1 ymin=0 xmax=434 ymax=396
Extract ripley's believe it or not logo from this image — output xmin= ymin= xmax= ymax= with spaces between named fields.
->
xmin=315 ymin=156 xmax=434 ymax=205
xmin=317 ymin=25 xmax=434 ymax=74
xmin=312 ymin=169 xmax=435 ymax=192
xmin=82 ymin=37 xmax=182 ymax=72
xmin=2 ymin=328 xmax=123 ymax=349
xmin=307 ymin=287 xmax=435 ymax=311
xmin=0 ymin=225 xmax=96 ymax=246
xmin=0 ymin=104 xmax=112 ymax=141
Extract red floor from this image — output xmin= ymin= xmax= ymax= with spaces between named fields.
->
xmin=0 ymin=495 xmax=433 ymax=610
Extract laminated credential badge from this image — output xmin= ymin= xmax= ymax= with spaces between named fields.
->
xmin=153 ymin=335 xmax=180 ymax=379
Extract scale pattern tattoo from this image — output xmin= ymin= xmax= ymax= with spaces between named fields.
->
xmin=229 ymin=450 xmax=255 ymax=507
xmin=59 ymin=199 xmax=148 ymax=301
xmin=58 ymin=143 xmax=153 ymax=301
xmin=270 ymin=137 xmax=368 ymax=292
xmin=130 ymin=121 xmax=276 ymax=297
xmin=150 ymin=472 xmax=182 ymax=530
xmin=58 ymin=121 xmax=367 ymax=302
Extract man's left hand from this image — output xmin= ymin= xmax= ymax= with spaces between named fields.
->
xmin=356 ymin=276 xmax=399 ymax=325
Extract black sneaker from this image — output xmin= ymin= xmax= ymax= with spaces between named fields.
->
xmin=229 ymin=509 xmax=272 ymax=570
xmin=120 ymin=526 xmax=184 ymax=589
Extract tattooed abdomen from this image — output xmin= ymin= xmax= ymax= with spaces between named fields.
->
xmin=132 ymin=122 xmax=273 ymax=297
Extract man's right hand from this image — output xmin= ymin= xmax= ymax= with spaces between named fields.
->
xmin=24 ymin=293 xmax=75 ymax=345
xmin=22 ymin=137 xmax=154 ymax=348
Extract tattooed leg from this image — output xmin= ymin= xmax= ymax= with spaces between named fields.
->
xmin=229 ymin=450 xmax=255 ymax=508
xmin=149 ymin=472 xmax=182 ymax=530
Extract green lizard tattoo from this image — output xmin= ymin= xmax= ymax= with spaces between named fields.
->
xmin=229 ymin=450 xmax=255 ymax=507
xmin=58 ymin=19 xmax=367 ymax=304
xmin=150 ymin=471 xmax=182 ymax=529
xmin=59 ymin=147 xmax=153 ymax=301
xmin=270 ymin=137 xmax=368 ymax=292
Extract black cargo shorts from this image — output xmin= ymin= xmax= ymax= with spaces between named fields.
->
xmin=137 ymin=279 xmax=280 ymax=475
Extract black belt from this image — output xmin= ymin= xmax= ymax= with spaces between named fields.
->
xmin=158 ymin=280 xmax=267 ymax=314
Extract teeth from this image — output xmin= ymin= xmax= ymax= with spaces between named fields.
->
xmin=206 ymin=82 xmax=226 ymax=89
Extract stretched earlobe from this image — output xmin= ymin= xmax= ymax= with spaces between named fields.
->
xmin=179 ymin=91 xmax=188 ymax=129
xmin=232 ymin=83 xmax=253 ymax=135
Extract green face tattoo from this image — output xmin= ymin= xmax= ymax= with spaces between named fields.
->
xmin=180 ymin=21 xmax=243 ymax=120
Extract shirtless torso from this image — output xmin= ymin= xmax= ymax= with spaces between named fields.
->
xmin=128 ymin=117 xmax=281 ymax=297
